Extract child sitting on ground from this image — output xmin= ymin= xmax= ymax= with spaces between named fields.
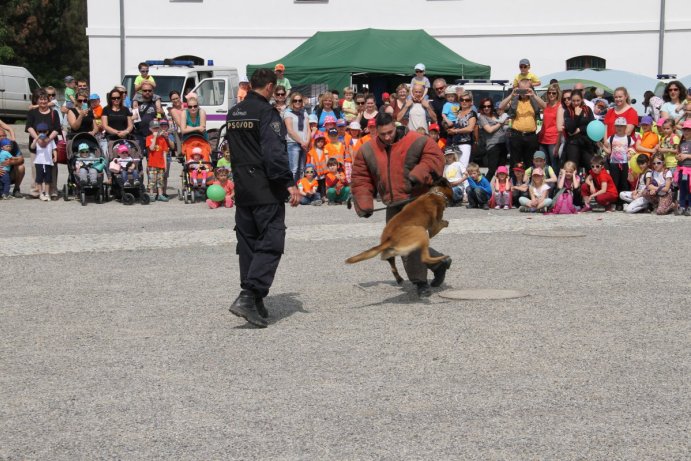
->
xmin=462 ymin=162 xmax=492 ymax=209
xmin=524 ymin=151 xmax=557 ymax=191
xmin=491 ymin=165 xmax=511 ymax=209
xmin=297 ymin=164 xmax=322 ymax=206
xmin=74 ymin=142 xmax=105 ymax=186
xmin=620 ymin=154 xmax=651 ymax=213
xmin=581 ymin=155 xmax=618 ymax=211
xmin=324 ymin=158 xmax=350 ymax=205
xmin=443 ymin=148 xmax=465 ymax=206
xmin=110 ymin=144 xmax=140 ymax=187
xmin=643 ymin=152 xmax=675 ymax=215
xmin=519 ymin=167 xmax=552 ymax=212
xmin=307 ymin=132 xmax=328 ymax=199
xmin=675 ymin=120 xmax=691 ymax=216
xmin=187 ymin=147 xmax=208 ymax=188
xmin=552 ymin=161 xmax=581 ymax=214
xmin=206 ymin=167 xmax=234 ymax=209
xmin=511 ymin=162 xmax=529 ymax=207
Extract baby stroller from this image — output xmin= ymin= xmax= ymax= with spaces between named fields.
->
xmin=107 ymin=137 xmax=150 ymax=205
xmin=178 ymin=134 xmax=215 ymax=204
xmin=63 ymin=133 xmax=107 ymax=206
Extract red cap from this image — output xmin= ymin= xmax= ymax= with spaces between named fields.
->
xmin=381 ymin=92 xmax=390 ymax=101
xmin=428 ymin=123 xmax=440 ymax=132
xmin=367 ymin=118 xmax=376 ymax=127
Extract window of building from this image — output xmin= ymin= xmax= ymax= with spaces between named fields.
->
xmin=566 ymin=55 xmax=606 ymax=71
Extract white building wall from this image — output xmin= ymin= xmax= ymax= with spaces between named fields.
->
xmin=86 ymin=0 xmax=691 ymax=98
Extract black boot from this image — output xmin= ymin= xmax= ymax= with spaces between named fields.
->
xmin=431 ymin=257 xmax=452 ymax=287
xmin=416 ymin=282 xmax=432 ymax=298
xmin=255 ymin=296 xmax=268 ymax=319
xmin=229 ymin=290 xmax=268 ymax=328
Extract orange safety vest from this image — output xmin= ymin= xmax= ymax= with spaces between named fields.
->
xmin=307 ymin=147 xmax=328 ymax=177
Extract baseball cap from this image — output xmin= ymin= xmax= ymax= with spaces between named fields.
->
xmin=149 ymin=120 xmax=160 ymax=129
xmin=444 ymin=148 xmax=456 ymax=156
xmin=328 ymin=128 xmax=338 ymax=137
xmin=513 ymin=162 xmax=525 ymax=171
xmin=239 ymin=75 xmax=249 ymax=83
xmin=117 ymin=144 xmax=129 ymax=154
xmin=640 ymin=115 xmax=653 ymax=125
xmin=336 ymin=118 xmax=346 ymax=127
xmin=192 ymin=147 xmax=202 ymax=155
xmin=532 ymin=167 xmax=544 ymax=176
xmin=323 ymin=116 xmax=337 ymax=126
xmin=428 ymin=123 xmax=440 ymax=132
xmin=533 ymin=151 xmax=546 ymax=160
xmin=445 ymin=86 xmax=457 ymax=95
xmin=367 ymin=118 xmax=377 ymax=127
xmin=313 ymin=131 xmax=325 ymax=140
xmin=657 ymin=117 xmax=667 ymax=128
xmin=381 ymin=92 xmax=390 ymax=101
xmin=414 ymin=63 xmax=425 ymax=71
xmin=348 ymin=121 xmax=361 ymax=131
xmin=304 ymin=163 xmax=316 ymax=172
xmin=159 ymin=118 xmax=169 ymax=126
xmin=64 ymin=75 xmax=75 ymax=83
xmin=89 ymin=93 xmax=100 ymax=100
xmin=0 ymin=138 xmax=12 ymax=148
xmin=496 ymin=165 xmax=509 ymax=175
xmin=614 ymin=117 xmax=628 ymax=126
xmin=78 ymin=143 xmax=89 ymax=151
xmin=308 ymin=114 xmax=318 ymax=124
xmin=36 ymin=123 xmax=49 ymax=132
xmin=519 ymin=58 xmax=530 ymax=66
xmin=683 ymin=120 xmax=691 ymax=130
xmin=274 ymin=63 xmax=285 ymax=71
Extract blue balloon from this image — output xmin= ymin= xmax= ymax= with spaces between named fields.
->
xmin=586 ymin=120 xmax=606 ymax=142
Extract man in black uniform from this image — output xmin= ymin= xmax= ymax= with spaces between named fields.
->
xmin=226 ymin=68 xmax=301 ymax=328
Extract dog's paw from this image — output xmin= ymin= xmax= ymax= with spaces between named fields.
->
xmin=441 ymin=219 xmax=449 ymax=228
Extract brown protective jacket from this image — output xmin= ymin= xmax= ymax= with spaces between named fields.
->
xmin=351 ymin=130 xmax=444 ymax=216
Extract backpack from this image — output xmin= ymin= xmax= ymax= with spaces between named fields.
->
xmin=608 ymin=134 xmax=634 ymax=149
xmin=552 ymin=189 xmax=576 ymax=214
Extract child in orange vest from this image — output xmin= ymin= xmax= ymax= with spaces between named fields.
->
xmin=297 ymin=164 xmax=322 ymax=206
xmin=307 ymin=132 xmax=328 ymax=197
xmin=324 ymin=158 xmax=350 ymax=205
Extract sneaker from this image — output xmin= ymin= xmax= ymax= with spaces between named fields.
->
xmin=494 ymin=205 xmax=501 ymax=210
xmin=50 ymin=192 xmax=58 ymax=200
xmin=124 ymin=181 xmax=132 ymax=187
xmin=39 ymin=193 xmax=49 ymax=202
xmin=674 ymin=207 xmax=684 ymax=216
xmin=466 ymin=204 xmax=476 ymax=209
xmin=415 ymin=282 xmax=432 ymax=298
xmin=503 ymin=205 xmax=509 ymax=210
xmin=519 ymin=206 xmax=527 ymax=212
xmin=482 ymin=203 xmax=489 ymax=210
xmin=529 ymin=207 xmax=537 ymax=213
xmin=431 ymin=257 xmax=452 ymax=287
xmin=685 ymin=208 xmax=691 ymax=217
xmin=156 ymin=195 xmax=169 ymax=202
xmin=311 ymin=199 xmax=322 ymax=206
xmin=12 ymin=189 xmax=22 ymax=198
xmin=581 ymin=204 xmax=592 ymax=212
xmin=2 ymin=194 xmax=11 ymax=200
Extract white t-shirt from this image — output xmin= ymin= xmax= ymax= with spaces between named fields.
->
xmin=609 ymin=134 xmax=631 ymax=164
xmin=407 ymin=103 xmax=428 ymax=133
xmin=443 ymin=161 xmax=465 ymax=185
xmin=531 ymin=183 xmax=551 ymax=200
xmin=34 ymin=140 xmax=56 ymax=165
xmin=646 ymin=169 xmax=672 ymax=187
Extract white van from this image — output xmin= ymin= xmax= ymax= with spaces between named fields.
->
xmin=0 ymin=65 xmax=41 ymax=122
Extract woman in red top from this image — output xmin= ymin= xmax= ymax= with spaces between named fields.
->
xmin=538 ymin=83 xmax=561 ymax=171
xmin=603 ymin=87 xmax=638 ymax=138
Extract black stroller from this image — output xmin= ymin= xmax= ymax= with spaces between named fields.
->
xmin=63 ymin=133 xmax=107 ymax=206
xmin=106 ymin=138 xmax=150 ymax=205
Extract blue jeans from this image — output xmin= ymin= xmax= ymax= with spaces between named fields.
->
xmin=466 ymin=186 xmax=489 ymax=207
xmin=451 ymin=185 xmax=464 ymax=204
xmin=287 ymin=142 xmax=306 ymax=183
xmin=0 ymin=170 xmax=10 ymax=195
xmin=300 ymin=192 xmax=321 ymax=205
xmin=540 ymin=143 xmax=558 ymax=171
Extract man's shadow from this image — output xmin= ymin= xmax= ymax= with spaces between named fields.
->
xmin=233 ymin=292 xmax=307 ymax=329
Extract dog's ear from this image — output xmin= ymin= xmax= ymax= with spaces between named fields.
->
xmin=430 ymin=170 xmax=441 ymax=181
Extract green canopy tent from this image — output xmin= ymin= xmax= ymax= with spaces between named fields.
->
xmin=247 ymin=28 xmax=490 ymax=93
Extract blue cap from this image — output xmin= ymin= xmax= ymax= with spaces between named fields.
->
xmin=640 ymin=115 xmax=653 ymax=125
xmin=0 ymin=138 xmax=12 ymax=148
xmin=89 ymin=93 xmax=100 ymax=100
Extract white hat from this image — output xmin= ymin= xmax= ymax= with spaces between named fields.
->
xmin=444 ymin=85 xmax=456 ymax=95
xmin=239 ymin=75 xmax=249 ymax=83
xmin=614 ymin=117 xmax=628 ymax=126
xmin=348 ymin=121 xmax=361 ymax=130
xmin=414 ymin=63 xmax=426 ymax=71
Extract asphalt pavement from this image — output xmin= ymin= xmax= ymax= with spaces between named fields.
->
xmin=1 ymin=125 xmax=690 ymax=459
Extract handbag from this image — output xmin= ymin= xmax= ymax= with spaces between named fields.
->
xmin=50 ymin=110 xmax=68 ymax=164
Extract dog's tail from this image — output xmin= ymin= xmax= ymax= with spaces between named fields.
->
xmin=345 ymin=240 xmax=391 ymax=264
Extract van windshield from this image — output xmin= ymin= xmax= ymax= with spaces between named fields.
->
xmin=122 ymin=75 xmax=185 ymax=102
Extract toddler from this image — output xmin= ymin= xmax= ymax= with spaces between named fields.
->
xmin=643 ymin=152 xmax=674 ymax=215
xmin=674 ymin=120 xmax=691 ymax=215
xmin=341 ymin=88 xmax=357 ymax=122
xmin=297 ymin=164 xmax=322 ymax=206
xmin=552 ymin=161 xmax=581 ymax=214
xmin=410 ymin=63 xmax=430 ymax=99
xmin=206 ymin=167 xmax=235 ymax=209
xmin=441 ymin=87 xmax=460 ymax=128
xmin=581 ymin=156 xmax=618 ymax=211
xmin=491 ymin=165 xmax=511 ymax=209
xmin=187 ymin=147 xmax=208 ymax=188
xmin=512 ymin=59 xmax=541 ymax=88
xmin=443 ymin=149 xmax=465 ymax=205
xmin=620 ymin=154 xmax=651 ymax=213
xmin=74 ymin=142 xmax=103 ymax=186
xmin=324 ymin=158 xmax=350 ymax=204
xmin=0 ymin=139 xmax=15 ymax=199
xmin=64 ymin=75 xmax=77 ymax=108
xmin=463 ymin=162 xmax=492 ymax=209
xmin=110 ymin=144 xmax=140 ymax=187
xmin=30 ymin=124 xmax=57 ymax=201
xmin=519 ymin=167 xmax=552 ymax=212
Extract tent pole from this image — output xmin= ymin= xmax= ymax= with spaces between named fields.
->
xmin=658 ymin=0 xmax=665 ymax=75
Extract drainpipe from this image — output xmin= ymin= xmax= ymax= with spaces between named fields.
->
xmin=658 ymin=0 xmax=665 ymax=75
xmin=120 ymin=0 xmax=126 ymax=79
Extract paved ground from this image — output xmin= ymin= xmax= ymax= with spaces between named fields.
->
xmin=1 ymin=127 xmax=690 ymax=459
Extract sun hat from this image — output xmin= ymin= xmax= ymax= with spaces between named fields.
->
xmin=614 ymin=117 xmax=628 ymax=126
xmin=64 ymin=75 xmax=75 ymax=83
xmin=308 ymin=114 xmax=318 ymax=124
xmin=683 ymin=120 xmax=691 ymax=129
xmin=348 ymin=121 xmax=361 ymax=130
xmin=533 ymin=151 xmax=546 ymax=160
xmin=532 ymin=167 xmax=544 ymax=176
xmin=323 ymin=115 xmax=337 ymax=126
xmin=519 ymin=58 xmax=530 ymax=66
xmin=192 ymin=147 xmax=202 ymax=156
xmin=159 ymin=118 xmax=169 ymax=125
xmin=414 ymin=63 xmax=425 ymax=71
xmin=78 ymin=143 xmax=90 ymax=151
xmin=428 ymin=123 xmax=440 ymax=132
xmin=274 ymin=63 xmax=285 ymax=71
xmin=657 ymin=117 xmax=667 ymax=128
xmin=445 ymin=86 xmax=457 ymax=95
xmin=496 ymin=165 xmax=509 ymax=175
xmin=512 ymin=162 xmax=525 ymax=171
xmin=239 ymin=75 xmax=249 ymax=83
xmin=640 ymin=115 xmax=653 ymax=125
xmin=444 ymin=148 xmax=456 ymax=156
xmin=336 ymin=118 xmax=347 ymax=127
xmin=313 ymin=131 xmax=326 ymax=140
xmin=117 ymin=144 xmax=129 ymax=154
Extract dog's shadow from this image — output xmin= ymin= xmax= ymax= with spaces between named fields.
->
xmin=233 ymin=292 xmax=308 ymax=329
xmin=353 ymin=280 xmax=449 ymax=308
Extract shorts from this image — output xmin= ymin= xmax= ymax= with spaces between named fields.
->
xmin=35 ymin=163 xmax=53 ymax=184
xmin=147 ymin=166 xmax=165 ymax=190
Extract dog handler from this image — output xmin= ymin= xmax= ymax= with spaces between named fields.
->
xmin=225 ymin=68 xmax=301 ymax=328
xmin=351 ymin=113 xmax=452 ymax=298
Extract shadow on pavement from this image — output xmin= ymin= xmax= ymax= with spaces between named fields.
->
xmin=232 ymin=292 xmax=307 ymax=329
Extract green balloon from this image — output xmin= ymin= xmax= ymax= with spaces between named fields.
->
xmin=206 ymin=184 xmax=226 ymax=202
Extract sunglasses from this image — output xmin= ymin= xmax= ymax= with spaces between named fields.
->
xmin=520 ymin=65 xmax=529 ymax=68
xmin=79 ymin=149 xmax=90 ymax=153
xmin=415 ymin=70 xmax=424 ymax=73
xmin=482 ymin=105 xmax=492 ymax=108
xmin=188 ymin=105 xmax=198 ymax=109
xmin=140 ymin=69 xmax=149 ymax=73
xmin=356 ymin=101 xmax=365 ymax=105
xmin=276 ymin=93 xmax=286 ymax=96
xmin=111 ymin=97 xmax=121 ymax=101
xmin=293 ymin=99 xmax=303 ymax=103
xmin=652 ymin=161 xmax=664 ymax=165
xmin=77 ymin=99 xmax=88 ymax=103
xmin=47 ymin=93 xmax=56 ymax=97
xmin=591 ymin=165 xmax=603 ymax=169
xmin=305 ymin=170 xmax=315 ymax=174
xmin=461 ymin=98 xmax=472 ymax=102
xmin=668 ymin=88 xmax=679 ymax=92
xmin=142 ymin=89 xmax=153 ymax=93
xmin=547 ymin=91 xmax=557 ymax=95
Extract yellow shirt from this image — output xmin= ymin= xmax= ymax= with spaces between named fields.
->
xmin=513 ymin=72 xmax=540 ymax=87
xmin=512 ymin=99 xmax=537 ymax=133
